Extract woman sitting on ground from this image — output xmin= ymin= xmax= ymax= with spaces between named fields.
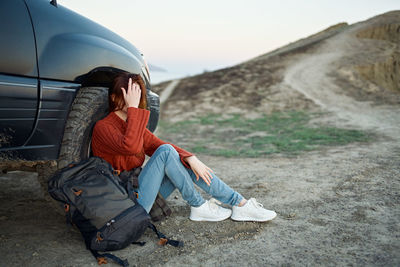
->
xmin=91 ymin=73 xmax=276 ymax=222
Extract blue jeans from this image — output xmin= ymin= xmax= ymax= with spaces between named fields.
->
xmin=136 ymin=144 xmax=244 ymax=213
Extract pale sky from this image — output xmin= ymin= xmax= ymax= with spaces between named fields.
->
xmin=58 ymin=0 xmax=399 ymax=76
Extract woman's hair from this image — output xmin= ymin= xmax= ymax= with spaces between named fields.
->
xmin=109 ymin=73 xmax=147 ymax=112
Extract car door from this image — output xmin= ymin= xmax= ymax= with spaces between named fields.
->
xmin=0 ymin=0 xmax=38 ymax=149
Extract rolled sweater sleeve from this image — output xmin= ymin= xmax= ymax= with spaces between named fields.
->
xmin=143 ymin=129 xmax=194 ymax=168
xmin=92 ymin=107 xmax=149 ymax=155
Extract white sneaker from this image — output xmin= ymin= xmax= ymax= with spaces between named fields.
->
xmin=190 ymin=198 xmax=232 ymax=222
xmin=231 ymin=198 xmax=277 ymax=222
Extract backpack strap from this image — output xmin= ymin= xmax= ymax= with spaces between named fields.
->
xmin=116 ymin=169 xmax=138 ymax=201
xmin=64 ymin=203 xmax=73 ymax=226
xmin=125 ymin=179 xmax=138 ymax=201
xmin=132 ymin=241 xmax=146 ymax=246
xmin=148 ymin=223 xmax=184 ymax=247
xmin=90 ymin=250 xmax=129 ymax=267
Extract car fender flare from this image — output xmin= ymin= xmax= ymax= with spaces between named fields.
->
xmin=38 ymin=32 xmax=146 ymax=83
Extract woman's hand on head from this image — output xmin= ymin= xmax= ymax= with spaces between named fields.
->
xmin=185 ymin=156 xmax=213 ymax=186
xmin=121 ymin=78 xmax=141 ymax=108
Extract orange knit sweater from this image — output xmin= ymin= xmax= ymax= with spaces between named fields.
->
xmin=91 ymin=107 xmax=193 ymax=171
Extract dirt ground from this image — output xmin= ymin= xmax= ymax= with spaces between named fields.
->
xmin=1 ymin=12 xmax=399 ymax=267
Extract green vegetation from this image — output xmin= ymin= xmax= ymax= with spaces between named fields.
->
xmin=158 ymin=112 xmax=371 ymax=157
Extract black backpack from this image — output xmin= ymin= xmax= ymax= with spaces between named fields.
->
xmin=48 ymin=157 xmax=182 ymax=266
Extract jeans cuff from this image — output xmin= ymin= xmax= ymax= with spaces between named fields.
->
xmin=233 ymin=194 xmax=244 ymax=206
xmin=191 ymin=198 xmax=206 ymax=207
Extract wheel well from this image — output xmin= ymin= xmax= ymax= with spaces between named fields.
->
xmin=76 ymin=67 xmax=130 ymax=88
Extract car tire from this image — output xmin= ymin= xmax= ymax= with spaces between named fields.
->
xmin=58 ymin=86 xmax=109 ymax=169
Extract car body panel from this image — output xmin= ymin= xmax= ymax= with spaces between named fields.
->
xmin=22 ymin=80 xmax=79 ymax=160
xmin=0 ymin=75 xmax=38 ymax=148
xmin=0 ymin=0 xmax=39 ymax=149
xmin=0 ymin=0 xmax=38 ymax=77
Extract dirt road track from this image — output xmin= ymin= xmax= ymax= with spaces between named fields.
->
xmin=284 ymin=24 xmax=400 ymax=139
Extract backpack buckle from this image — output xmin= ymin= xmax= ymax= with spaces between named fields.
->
xmin=73 ymin=189 xmax=83 ymax=196
xmin=97 ymin=257 xmax=108 ymax=265
xmin=158 ymin=238 xmax=168 ymax=246
xmin=96 ymin=232 xmax=104 ymax=243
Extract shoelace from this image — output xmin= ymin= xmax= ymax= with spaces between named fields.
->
xmin=208 ymin=198 xmax=222 ymax=212
xmin=250 ymin=198 xmax=264 ymax=209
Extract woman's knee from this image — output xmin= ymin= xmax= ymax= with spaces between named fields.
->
xmin=156 ymin=144 xmax=178 ymax=156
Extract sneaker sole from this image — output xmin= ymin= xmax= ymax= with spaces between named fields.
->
xmin=231 ymin=213 xmax=277 ymax=222
xmin=189 ymin=213 xmax=232 ymax=222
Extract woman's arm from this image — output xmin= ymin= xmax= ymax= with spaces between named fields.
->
xmin=185 ymin=155 xmax=214 ymax=186
xmin=92 ymin=107 xmax=149 ymax=155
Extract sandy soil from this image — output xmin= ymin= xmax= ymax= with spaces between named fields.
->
xmin=1 ymin=13 xmax=399 ymax=267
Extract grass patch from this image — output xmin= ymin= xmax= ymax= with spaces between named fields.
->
xmin=158 ymin=112 xmax=371 ymax=157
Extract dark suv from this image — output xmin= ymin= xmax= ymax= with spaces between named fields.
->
xmin=0 ymin=0 xmax=160 ymax=172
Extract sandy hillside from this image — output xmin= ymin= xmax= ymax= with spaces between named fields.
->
xmin=1 ymin=11 xmax=400 ymax=267
xmin=154 ymin=12 xmax=399 ymax=121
